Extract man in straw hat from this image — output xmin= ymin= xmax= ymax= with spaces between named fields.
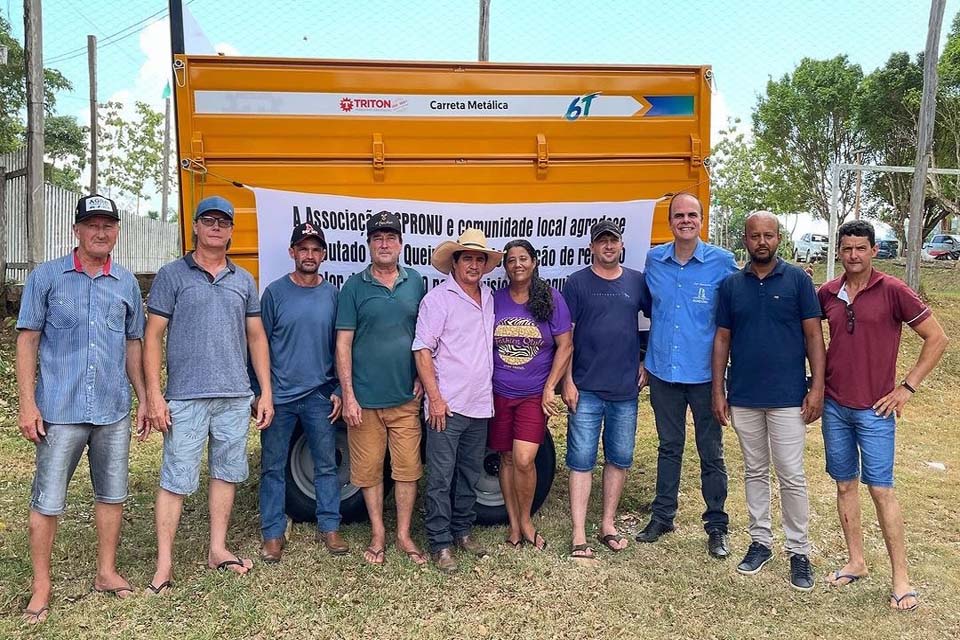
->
xmin=413 ymin=228 xmax=503 ymax=573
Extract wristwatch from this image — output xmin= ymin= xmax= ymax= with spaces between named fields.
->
xmin=900 ymin=380 xmax=916 ymax=393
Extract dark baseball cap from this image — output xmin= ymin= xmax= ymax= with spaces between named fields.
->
xmin=194 ymin=195 xmax=235 ymax=220
xmin=75 ymin=194 xmax=120 ymax=222
xmin=590 ymin=219 xmax=623 ymax=241
xmin=366 ymin=210 xmax=402 ymax=238
xmin=290 ymin=222 xmax=326 ymax=248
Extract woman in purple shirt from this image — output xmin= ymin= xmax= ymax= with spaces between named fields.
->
xmin=491 ymin=240 xmax=573 ymax=550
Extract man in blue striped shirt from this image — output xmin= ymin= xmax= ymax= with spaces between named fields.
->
xmin=16 ymin=194 xmax=146 ymax=625
xmin=635 ymin=193 xmax=738 ymax=558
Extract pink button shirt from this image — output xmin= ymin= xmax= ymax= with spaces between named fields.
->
xmin=412 ymin=275 xmax=495 ymax=418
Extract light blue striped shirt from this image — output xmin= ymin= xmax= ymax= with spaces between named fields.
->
xmin=643 ymin=240 xmax=738 ymax=384
xmin=17 ymin=252 xmax=145 ymax=425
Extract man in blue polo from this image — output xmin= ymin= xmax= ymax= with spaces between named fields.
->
xmin=257 ymin=222 xmax=346 ymax=563
xmin=711 ymin=211 xmax=825 ymax=591
xmin=16 ymin=194 xmax=146 ymax=624
xmin=336 ymin=211 xmax=427 ymax=566
xmin=142 ymin=196 xmax=273 ymax=593
xmin=636 ymin=192 xmax=738 ymax=558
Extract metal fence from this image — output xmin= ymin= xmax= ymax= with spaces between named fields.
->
xmin=1 ymin=149 xmax=180 ymax=284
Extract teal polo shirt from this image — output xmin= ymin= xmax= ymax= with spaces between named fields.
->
xmin=335 ymin=265 xmax=425 ymax=408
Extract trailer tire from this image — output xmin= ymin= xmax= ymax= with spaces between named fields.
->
xmin=472 ymin=430 xmax=556 ymax=526
xmin=284 ymin=421 xmax=391 ymax=524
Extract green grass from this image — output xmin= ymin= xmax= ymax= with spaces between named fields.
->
xmin=0 ymin=262 xmax=958 ymax=639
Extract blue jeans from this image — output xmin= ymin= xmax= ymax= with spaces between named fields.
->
xmin=260 ymin=390 xmax=340 ymax=540
xmin=565 ymin=390 xmax=639 ymax=472
xmin=821 ymin=397 xmax=896 ymax=487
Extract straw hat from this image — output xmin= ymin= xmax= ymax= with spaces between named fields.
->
xmin=431 ymin=228 xmax=504 ymax=275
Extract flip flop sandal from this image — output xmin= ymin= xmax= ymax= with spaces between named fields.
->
xmin=21 ymin=606 xmax=49 ymax=625
xmin=145 ymin=580 xmax=174 ymax=595
xmin=402 ymin=549 xmax=428 ymax=565
xmin=364 ymin=546 xmax=386 ymax=565
xmin=524 ymin=530 xmax=547 ymax=551
xmin=215 ymin=556 xmax=251 ymax=574
xmin=827 ymin=570 xmax=864 ymax=586
xmin=569 ymin=543 xmax=596 ymax=560
xmin=890 ymin=591 xmax=920 ymax=611
xmin=597 ymin=533 xmax=627 ymax=552
xmin=93 ymin=584 xmax=134 ymax=597
xmin=504 ymin=537 xmax=524 ymax=549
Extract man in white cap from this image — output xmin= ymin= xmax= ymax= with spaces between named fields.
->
xmin=413 ymin=228 xmax=502 ymax=572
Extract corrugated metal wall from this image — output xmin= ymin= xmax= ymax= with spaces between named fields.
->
xmin=1 ymin=149 xmax=180 ymax=282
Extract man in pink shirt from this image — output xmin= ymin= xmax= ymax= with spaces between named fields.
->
xmin=414 ymin=229 xmax=502 ymax=573
xmin=818 ymin=220 xmax=948 ymax=611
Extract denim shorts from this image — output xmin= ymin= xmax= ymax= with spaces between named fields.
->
xmin=30 ymin=417 xmax=131 ymax=516
xmin=160 ymin=395 xmax=253 ymax=496
xmin=821 ymin=397 xmax=896 ymax=487
xmin=565 ymin=390 xmax=638 ymax=471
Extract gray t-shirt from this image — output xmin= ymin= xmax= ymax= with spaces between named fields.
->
xmin=147 ymin=253 xmax=260 ymax=400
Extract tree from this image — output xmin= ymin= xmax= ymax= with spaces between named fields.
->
xmin=99 ymin=101 xmax=166 ymax=215
xmin=0 ymin=16 xmax=72 ymax=152
xmin=44 ymin=115 xmax=87 ymax=191
xmin=710 ymin=120 xmax=767 ymax=250
xmin=752 ymin=56 xmax=866 ymax=227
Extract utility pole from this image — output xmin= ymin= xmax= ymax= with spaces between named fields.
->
xmin=853 ymin=148 xmax=865 ymax=220
xmin=24 ymin=0 xmax=44 ymax=273
xmin=88 ymin=35 xmax=98 ymax=194
xmin=161 ymin=95 xmax=171 ymax=222
xmin=906 ymin=0 xmax=946 ymax=292
xmin=168 ymin=0 xmax=185 ymax=226
xmin=478 ymin=0 xmax=491 ymax=62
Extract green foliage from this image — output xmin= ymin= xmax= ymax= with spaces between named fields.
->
xmin=752 ymin=55 xmax=866 ymax=225
xmin=99 ymin=101 xmax=167 ymax=216
xmin=44 ymin=114 xmax=88 ymax=191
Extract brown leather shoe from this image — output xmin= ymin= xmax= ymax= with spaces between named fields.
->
xmin=317 ymin=530 xmax=350 ymax=555
xmin=455 ymin=535 xmax=488 ymax=558
xmin=431 ymin=547 xmax=458 ymax=573
xmin=260 ymin=537 xmax=285 ymax=563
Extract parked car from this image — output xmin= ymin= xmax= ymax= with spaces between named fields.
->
xmin=923 ymin=233 xmax=960 ymax=259
xmin=793 ymin=233 xmax=829 ymax=262
xmin=876 ymin=238 xmax=899 ymax=259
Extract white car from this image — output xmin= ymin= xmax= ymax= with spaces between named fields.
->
xmin=793 ymin=233 xmax=829 ymax=262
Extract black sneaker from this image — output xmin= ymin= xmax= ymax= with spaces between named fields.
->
xmin=635 ymin=519 xmax=675 ymax=543
xmin=707 ymin=529 xmax=730 ymax=559
xmin=790 ymin=554 xmax=815 ymax=592
xmin=737 ymin=542 xmax=772 ymax=575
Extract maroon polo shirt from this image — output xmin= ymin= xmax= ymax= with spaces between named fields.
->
xmin=818 ymin=269 xmax=930 ymax=409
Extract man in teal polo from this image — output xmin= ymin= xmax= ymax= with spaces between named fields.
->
xmin=336 ymin=212 xmax=427 ymax=565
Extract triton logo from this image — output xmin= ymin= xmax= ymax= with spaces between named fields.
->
xmin=339 ymin=97 xmax=354 ymax=112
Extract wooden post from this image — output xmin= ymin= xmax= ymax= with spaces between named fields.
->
xmin=906 ymin=0 xmax=946 ymax=292
xmin=478 ymin=0 xmax=491 ymax=62
xmin=162 ymin=96 xmax=171 ymax=221
xmin=0 ymin=166 xmax=7 ymax=293
xmin=24 ymin=0 xmax=45 ymax=273
xmin=88 ymin=35 xmax=98 ymax=194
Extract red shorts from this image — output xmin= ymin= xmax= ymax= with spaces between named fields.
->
xmin=488 ymin=393 xmax=546 ymax=452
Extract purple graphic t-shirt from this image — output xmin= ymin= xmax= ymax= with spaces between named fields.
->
xmin=493 ymin=286 xmax=572 ymax=398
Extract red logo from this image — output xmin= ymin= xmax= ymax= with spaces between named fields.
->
xmin=339 ymin=97 xmax=354 ymax=112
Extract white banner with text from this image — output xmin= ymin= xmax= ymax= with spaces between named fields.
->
xmin=251 ymin=188 xmax=657 ymax=294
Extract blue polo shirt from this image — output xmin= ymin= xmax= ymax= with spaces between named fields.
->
xmin=17 ymin=251 xmax=145 ymax=425
xmin=716 ymin=258 xmax=822 ymax=408
xmin=643 ymin=240 xmax=738 ymax=384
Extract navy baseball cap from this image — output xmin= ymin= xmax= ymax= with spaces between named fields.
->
xmin=290 ymin=222 xmax=326 ymax=248
xmin=75 ymin=194 xmax=120 ymax=222
xmin=194 ymin=196 xmax=235 ymax=220
xmin=366 ymin=211 xmax=402 ymax=238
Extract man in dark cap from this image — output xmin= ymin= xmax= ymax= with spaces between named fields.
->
xmin=336 ymin=212 xmax=427 ymax=565
xmin=16 ymin=194 xmax=146 ymax=623
xmin=257 ymin=222 xmax=347 ymax=562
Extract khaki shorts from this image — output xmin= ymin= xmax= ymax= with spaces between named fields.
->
xmin=348 ymin=398 xmax=422 ymax=487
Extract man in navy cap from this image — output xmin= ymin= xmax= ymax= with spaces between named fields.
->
xmin=16 ymin=194 xmax=146 ymax=623
xmin=256 ymin=222 xmax=348 ymax=562
xmin=142 ymin=195 xmax=274 ymax=592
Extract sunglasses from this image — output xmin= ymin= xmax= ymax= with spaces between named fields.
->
xmin=197 ymin=215 xmax=233 ymax=229
xmin=845 ymin=304 xmax=855 ymax=334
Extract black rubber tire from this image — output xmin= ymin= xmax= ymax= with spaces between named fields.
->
xmin=284 ymin=420 xmax=392 ymax=524
xmin=473 ymin=429 xmax=557 ymax=526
